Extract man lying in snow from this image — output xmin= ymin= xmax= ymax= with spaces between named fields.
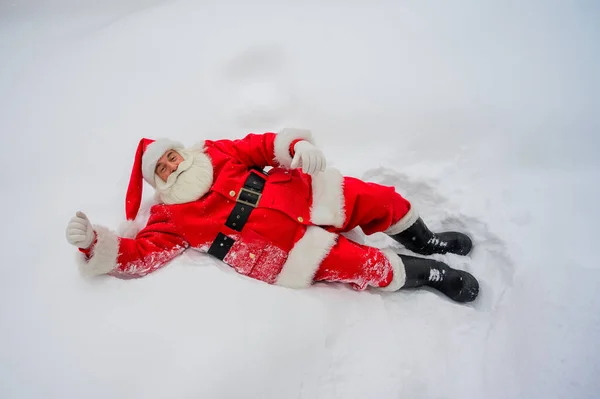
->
xmin=66 ymin=128 xmax=479 ymax=302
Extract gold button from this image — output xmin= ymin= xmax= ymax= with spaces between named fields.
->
xmin=249 ymin=253 xmax=256 ymax=260
xmin=229 ymin=190 xmax=236 ymax=197
xmin=297 ymin=217 xmax=304 ymax=223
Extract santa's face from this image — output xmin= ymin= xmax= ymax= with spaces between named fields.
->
xmin=155 ymin=149 xmax=185 ymax=182
xmin=153 ymin=148 xmax=214 ymax=205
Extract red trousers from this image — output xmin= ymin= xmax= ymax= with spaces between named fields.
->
xmin=313 ymin=177 xmax=413 ymax=290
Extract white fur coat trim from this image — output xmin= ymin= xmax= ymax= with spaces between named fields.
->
xmin=310 ymin=167 xmax=346 ymax=228
xmin=190 ymin=140 xmax=206 ymax=152
xmin=377 ymin=248 xmax=406 ymax=291
xmin=275 ymin=226 xmax=337 ymax=288
xmin=273 ymin=128 xmax=315 ymax=168
xmin=76 ymin=226 xmax=120 ymax=276
xmin=384 ymin=207 xmax=420 ymax=235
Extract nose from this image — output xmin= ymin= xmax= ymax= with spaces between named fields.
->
xmin=168 ymin=160 xmax=180 ymax=176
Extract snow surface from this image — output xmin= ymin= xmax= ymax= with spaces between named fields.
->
xmin=1 ymin=1 xmax=599 ymax=398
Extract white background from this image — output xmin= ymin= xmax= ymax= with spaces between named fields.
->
xmin=1 ymin=1 xmax=599 ymax=398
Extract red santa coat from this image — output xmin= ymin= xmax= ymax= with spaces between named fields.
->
xmin=78 ymin=130 xmax=416 ymax=290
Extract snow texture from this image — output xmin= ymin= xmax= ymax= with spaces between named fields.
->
xmin=1 ymin=1 xmax=599 ymax=398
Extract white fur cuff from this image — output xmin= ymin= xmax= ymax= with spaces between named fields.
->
xmin=384 ymin=207 xmax=420 ymax=235
xmin=275 ymin=226 xmax=337 ymax=288
xmin=76 ymin=226 xmax=120 ymax=276
xmin=273 ymin=128 xmax=315 ymax=168
xmin=377 ymin=248 xmax=406 ymax=291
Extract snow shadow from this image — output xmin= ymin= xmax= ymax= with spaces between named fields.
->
xmin=362 ymin=167 xmax=515 ymax=311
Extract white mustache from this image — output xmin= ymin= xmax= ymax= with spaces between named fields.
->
xmin=155 ymin=149 xmax=214 ymax=205
xmin=157 ymin=153 xmax=193 ymax=190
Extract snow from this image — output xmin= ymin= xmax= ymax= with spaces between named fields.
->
xmin=428 ymin=269 xmax=442 ymax=283
xmin=1 ymin=0 xmax=599 ymax=398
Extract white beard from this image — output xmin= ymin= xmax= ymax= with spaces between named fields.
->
xmin=154 ymin=148 xmax=214 ymax=205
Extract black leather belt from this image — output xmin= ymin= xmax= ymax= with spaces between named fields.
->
xmin=208 ymin=171 xmax=266 ymax=261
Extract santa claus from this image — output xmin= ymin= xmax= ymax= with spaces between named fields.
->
xmin=66 ymin=128 xmax=479 ymax=302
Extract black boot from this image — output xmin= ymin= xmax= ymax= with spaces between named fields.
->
xmin=400 ymin=254 xmax=479 ymax=303
xmin=391 ymin=218 xmax=473 ymax=256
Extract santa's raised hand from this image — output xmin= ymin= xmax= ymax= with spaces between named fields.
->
xmin=290 ymin=141 xmax=326 ymax=175
xmin=66 ymin=211 xmax=95 ymax=249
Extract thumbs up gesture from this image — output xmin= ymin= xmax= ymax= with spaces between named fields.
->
xmin=65 ymin=211 xmax=95 ymax=249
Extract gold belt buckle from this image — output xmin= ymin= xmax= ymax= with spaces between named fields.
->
xmin=237 ymin=187 xmax=262 ymax=207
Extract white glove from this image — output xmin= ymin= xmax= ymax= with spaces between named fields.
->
xmin=290 ymin=141 xmax=326 ymax=175
xmin=66 ymin=211 xmax=95 ymax=249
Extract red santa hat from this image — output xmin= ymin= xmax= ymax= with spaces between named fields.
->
xmin=125 ymin=138 xmax=184 ymax=221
